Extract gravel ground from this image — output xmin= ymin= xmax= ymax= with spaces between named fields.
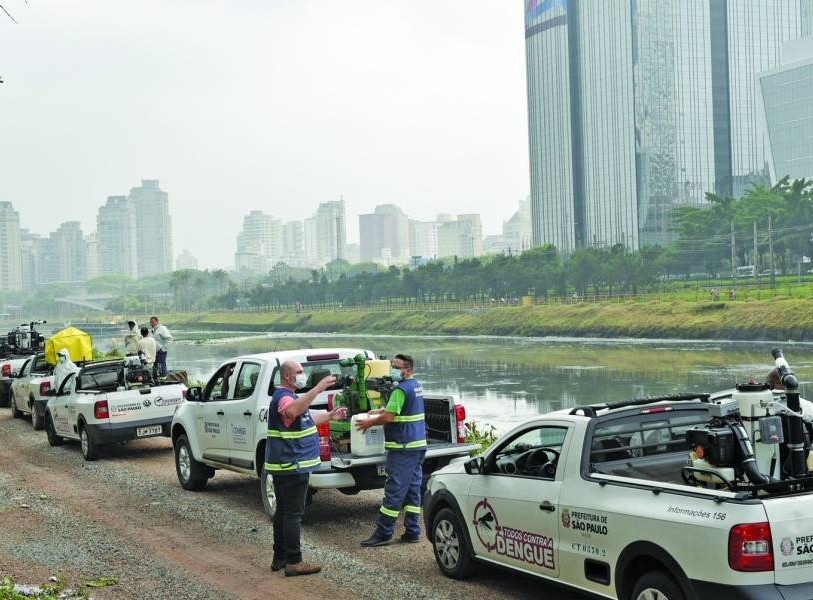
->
xmin=0 ymin=409 xmax=586 ymax=599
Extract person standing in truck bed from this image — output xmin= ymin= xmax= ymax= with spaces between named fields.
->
xmin=357 ymin=353 xmax=426 ymax=547
xmin=149 ymin=316 xmax=173 ymax=377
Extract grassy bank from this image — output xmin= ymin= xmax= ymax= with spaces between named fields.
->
xmin=157 ymin=297 xmax=813 ymax=341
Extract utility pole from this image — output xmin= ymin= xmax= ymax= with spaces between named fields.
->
xmin=754 ymin=221 xmax=759 ymax=284
xmin=731 ymin=221 xmax=736 ymax=281
xmin=769 ymin=213 xmax=775 ymax=286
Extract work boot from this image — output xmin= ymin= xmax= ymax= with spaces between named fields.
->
xmin=271 ymin=557 xmax=287 ymax=571
xmin=361 ymin=532 xmax=392 ymax=547
xmin=284 ymin=562 xmax=322 ymax=577
xmin=399 ymin=533 xmax=420 ymax=544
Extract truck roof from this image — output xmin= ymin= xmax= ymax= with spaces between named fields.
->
xmin=232 ymin=348 xmax=375 ymax=364
xmin=550 ymin=393 xmax=711 ymax=421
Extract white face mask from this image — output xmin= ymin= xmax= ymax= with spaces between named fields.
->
xmin=294 ymin=373 xmax=307 ymax=389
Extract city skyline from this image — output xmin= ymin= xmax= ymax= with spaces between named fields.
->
xmin=0 ymin=1 xmax=529 ymax=269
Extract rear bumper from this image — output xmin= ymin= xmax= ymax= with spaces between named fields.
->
xmin=689 ymin=579 xmax=813 ymax=600
xmin=86 ymin=416 xmax=173 ymax=445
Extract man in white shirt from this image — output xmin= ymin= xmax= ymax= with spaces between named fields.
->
xmin=149 ymin=316 xmax=173 ymax=376
xmin=137 ymin=327 xmax=157 ymax=370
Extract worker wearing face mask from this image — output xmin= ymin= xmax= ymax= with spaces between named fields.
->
xmin=265 ymin=360 xmax=345 ymax=576
xmin=53 ymin=348 xmax=79 ymax=392
xmin=357 ymin=353 xmax=426 ymax=547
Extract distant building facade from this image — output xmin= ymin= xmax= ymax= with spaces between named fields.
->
xmin=97 ymin=195 xmax=138 ymax=278
xmin=0 ymin=202 xmax=23 ymax=291
xmin=234 ymin=210 xmax=283 ymax=275
xmin=761 ymin=36 xmax=813 ymax=184
xmin=437 ymin=214 xmax=483 ymax=259
xmin=409 ymin=220 xmax=440 ymax=261
xmin=359 ymin=204 xmax=410 ymax=265
xmin=176 ymin=249 xmax=198 ymax=270
xmin=314 ymin=199 xmax=346 ymax=264
xmin=130 ymin=180 xmax=174 ymax=276
xmin=525 ymin=0 xmax=808 ymax=251
xmin=503 ymin=197 xmax=532 ymax=255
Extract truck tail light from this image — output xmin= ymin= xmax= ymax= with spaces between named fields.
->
xmin=2 ymin=364 xmax=10 ymax=377
xmin=39 ymin=381 xmax=51 ymax=396
xmin=94 ymin=400 xmax=109 ymax=420
xmin=317 ymin=422 xmax=331 ymax=462
xmin=181 ymin=388 xmax=188 ymax=399
xmin=455 ymin=404 xmax=467 ymax=444
xmin=729 ymin=522 xmax=774 ymax=572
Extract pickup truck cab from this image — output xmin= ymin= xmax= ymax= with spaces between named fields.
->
xmin=425 ymin=394 xmax=813 ymax=600
xmin=0 ymin=355 xmax=34 ymax=407
xmin=44 ymin=359 xmax=186 ymax=461
xmin=171 ymin=348 xmax=478 ymax=518
xmin=9 ymin=352 xmax=54 ymax=430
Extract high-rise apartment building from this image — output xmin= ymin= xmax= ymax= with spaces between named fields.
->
xmin=19 ymin=229 xmax=39 ymax=292
xmin=0 ymin=202 xmax=23 ymax=291
xmin=85 ymin=233 xmax=99 ymax=280
xmin=525 ymin=0 xmax=807 ymax=251
xmin=314 ymin=199 xmax=346 ymax=264
xmin=50 ymin=221 xmax=86 ymax=282
xmin=130 ymin=180 xmax=173 ymax=276
xmin=303 ymin=218 xmax=318 ymax=264
xmin=282 ymin=220 xmax=305 ymax=265
xmin=97 ymin=195 xmax=137 ymax=278
xmin=359 ymin=204 xmax=410 ymax=265
xmin=761 ymin=36 xmax=813 ymax=183
xmin=234 ymin=210 xmax=283 ymax=275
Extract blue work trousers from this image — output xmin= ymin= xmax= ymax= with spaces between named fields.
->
xmin=376 ymin=449 xmax=426 ymax=538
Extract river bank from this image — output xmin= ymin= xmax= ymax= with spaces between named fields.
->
xmin=157 ymin=297 xmax=813 ymax=341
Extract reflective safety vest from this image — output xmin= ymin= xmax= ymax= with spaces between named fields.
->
xmin=384 ymin=378 xmax=427 ymax=451
xmin=264 ymin=388 xmax=320 ymax=475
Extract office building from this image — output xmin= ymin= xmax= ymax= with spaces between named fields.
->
xmin=97 ymin=195 xmax=137 ymax=278
xmin=483 ymin=235 xmax=506 ymax=255
xmin=503 ymin=197 xmax=532 ymax=255
xmin=761 ymin=36 xmax=813 ymax=183
xmin=0 ymin=202 xmax=23 ymax=291
xmin=409 ymin=220 xmax=440 ymax=261
xmin=525 ymin=0 xmax=807 ymax=251
xmin=176 ymin=249 xmax=198 ymax=270
xmin=359 ymin=204 xmax=410 ymax=265
xmin=437 ymin=214 xmax=483 ymax=259
xmin=130 ymin=180 xmax=174 ymax=276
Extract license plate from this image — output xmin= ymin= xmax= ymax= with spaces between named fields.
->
xmin=137 ymin=425 xmax=163 ymax=437
xmin=377 ymin=466 xmax=387 ymax=477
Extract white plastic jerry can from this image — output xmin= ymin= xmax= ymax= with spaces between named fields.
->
xmin=350 ymin=414 xmax=386 ymax=456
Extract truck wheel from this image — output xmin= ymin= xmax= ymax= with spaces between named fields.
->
xmin=175 ymin=434 xmax=209 ymax=491
xmin=431 ymin=508 xmax=475 ymax=580
xmin=45 ymin=414 xmax=64 ymax=446
xmin=260 ymin=468 xmax=277 ymax=521
xmin=11 ymin=393 xmax=23 ymax=419
xmin=80 ymin=423 xmax=99 ymax=461
xmin=30 ymin=399 xmax=43 ymax=430
xmin=631 ymin=571 xmax=685 ymax=600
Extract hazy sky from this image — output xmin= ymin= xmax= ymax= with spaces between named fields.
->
xmin=0 ymin=1 xmax=530 ymax=269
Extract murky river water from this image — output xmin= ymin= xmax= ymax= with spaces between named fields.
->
xmin=163 ymin=332 xmax=813 ymax=433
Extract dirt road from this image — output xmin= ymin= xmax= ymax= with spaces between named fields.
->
xmin=0 ymin=410 xmax=584 ymax=599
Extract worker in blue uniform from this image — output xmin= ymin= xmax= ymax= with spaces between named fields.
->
xmin=357 ymin=353 xmax=427 ymax=546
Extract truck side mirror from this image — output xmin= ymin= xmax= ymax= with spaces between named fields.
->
xmin=186 ymin=386 xmax=203 ymax=401
xmin=45 ymin=389 xmax=56 ymax=397
xmin=464 ymin=456 xmax=484 ymax=475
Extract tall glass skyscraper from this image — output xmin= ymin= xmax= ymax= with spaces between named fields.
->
xmin=525 ymin=0 xmax=806 ymax=251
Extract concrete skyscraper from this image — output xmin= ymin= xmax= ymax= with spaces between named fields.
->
xmin=0 ymin=202 xmax=23 ymax=291
xmin=234 ymin=210 xmax=283 ymax=275
xmin=129 ymin=180 xmax=173 ymax=276
xmin=525 ymin=0 xmax=807 ymax=251
xmin=314 ymin=199 xmax=346 ymax=264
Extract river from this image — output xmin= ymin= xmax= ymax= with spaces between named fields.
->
xmin=164 ymin=331 xmax=813 ymax=433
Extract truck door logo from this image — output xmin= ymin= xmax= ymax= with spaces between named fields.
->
xmin=472 ymin=498 xmax=556 ymax=570
xmin=781 ymin=538 xmax=794 ymax=556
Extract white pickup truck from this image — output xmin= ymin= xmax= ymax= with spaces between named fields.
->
xmin=9 ymin=352 xmax=54 ymax=430
xmin=424 ymin=387 xmax=813 ymax=600
xmin=171 ymin=348 xmax=479 ymax=518
xmin=1 ymin=355 xmax=34 ymax=408
xmin=44 ymin=359 xmax=186 ymax=461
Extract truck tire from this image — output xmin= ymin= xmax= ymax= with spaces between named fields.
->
xmin=30 ymin=398 xmax=43 ymax=430
xmin=0 ymin=383 xmax=9 ymax=408
xmin=45 ymin=414 xmax=63 ymax=446
xmin=431 ymin=508 xmax=475 ymax=580
xmin=175 ymin=434 xmax=209 ymax=491
xmin=11 ymin=392 xmax=23 ymax=419
xmin=260 ymin=468 xmax=277 ymax=521
xmin=79 ymin=423 xmax=99 ymax=461
xmin=631 ymin=571 xmax=686 ymax=600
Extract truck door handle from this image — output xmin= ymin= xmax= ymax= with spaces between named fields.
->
xmin=243 ymin=411 xmax=252 ymax=416
xmin=539 ymin=501 xmax=556 ymax=512
xmin=216 ymin=410 xmax=225 ymax=416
